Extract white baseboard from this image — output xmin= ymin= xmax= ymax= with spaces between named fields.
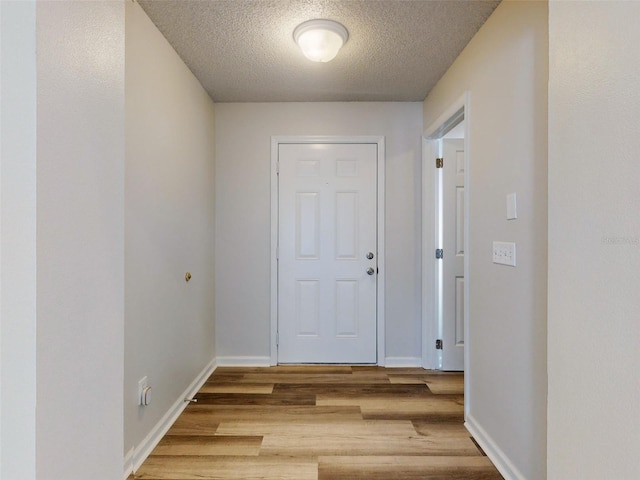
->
xmin=465 ymin=413 xmax=525 ymax=480
xmin=218 ymin=356 xmax=421 ymax=367
xmin=216 ymin=356 xmax=271 ymax=367
xmin=123 ymin=447 xmax=134 ymax=480
xmin=123 ymin=357 xmax=217 ymax=479
xmin=384 ymin=356 xmax=423 ymax=367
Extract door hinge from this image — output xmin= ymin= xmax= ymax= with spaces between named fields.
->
xmin=436 ymin=339 xmax=443 ymax=350
xmin=436 ymin=158 xmax=444 ymax=169
xmin=435 ymin=249 xmax=443 ymax=259
xmin=276 ymin=331 xmax=279 ymax=347
xmin=276 ymin=161 xmax=279 ymax=175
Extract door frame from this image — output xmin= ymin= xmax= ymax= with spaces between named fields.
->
xmin=270 ymin=135 xmax=386 ymax=366
xmin=422 ymin=93 xmax=470 ymax=396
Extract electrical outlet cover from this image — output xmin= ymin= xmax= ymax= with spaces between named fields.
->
xmin=138 ymin=376 xmax=148 ymax=406
xmin=493 ymin=241 xmax=516 ymax=266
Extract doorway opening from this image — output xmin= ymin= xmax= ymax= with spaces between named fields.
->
xmin=270 ymin=136 xmax=386 ymax=366
xmin=422 ymin=93 xmax=470 ymax=383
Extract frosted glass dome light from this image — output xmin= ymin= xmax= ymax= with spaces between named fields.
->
xmin=293 ymin=19 xmax=349 ymax=63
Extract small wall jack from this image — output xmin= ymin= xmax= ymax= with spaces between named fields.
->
xmin=184 ymin=397 xmax=198 ymax=403
xmin=138 ymin=376 xmax=152 ymax=406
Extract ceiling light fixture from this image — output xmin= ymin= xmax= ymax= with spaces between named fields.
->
xmin=293 ymin=19 xmax=349 ymax=63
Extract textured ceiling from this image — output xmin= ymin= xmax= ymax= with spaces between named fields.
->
xmin=137 ymin=0 xmax=500 ymax=103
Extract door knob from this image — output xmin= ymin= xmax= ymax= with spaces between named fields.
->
xmin=366 ymin=252 xmax=374 ymax=259
xmin=366 ymin=267 xmax=375 ymax=275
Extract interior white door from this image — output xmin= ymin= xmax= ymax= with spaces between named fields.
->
xmin=442 ymin=138 xmax=465 ymax=370
xmin=278 ymin=143 xmax=378 ymax=364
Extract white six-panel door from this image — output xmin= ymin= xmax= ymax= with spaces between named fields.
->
xmin=442 ymin=139 xmax=465 ymax=370
xmin=277 ymin=143 xmax=378 ymax=363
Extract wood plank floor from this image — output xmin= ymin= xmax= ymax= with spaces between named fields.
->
xmin=131 ymin=366 xmax=503 ymax=480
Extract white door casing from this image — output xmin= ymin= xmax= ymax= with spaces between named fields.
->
xmin=423 ymin=93 xmax=470 ymax=415
xmin=277 ymin=143 xmax=377 ymax=363
xmin=441 ymin=138 xmax=465 ymax=371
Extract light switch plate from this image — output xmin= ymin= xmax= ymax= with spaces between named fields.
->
xmin=506 ymin=192 xmax=517 ymax=220
xmin=493 ymin=241 xmax=516 ymax=266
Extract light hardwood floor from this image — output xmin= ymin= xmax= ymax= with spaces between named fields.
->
xmin=130 ymin=366 xmax=503 ymax=479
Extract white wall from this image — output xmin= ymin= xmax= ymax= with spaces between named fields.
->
xmin=0 ymin=2 xmax=37 ymax=478
xmin=423 ymin=2 xmax=548 ymax=479
xmin=215 ymin=102 xmax=423 ymax=364
xmin=124 ymin=0 xmax=216 ymax=464
xmin=548 ymin=2 xmax=640 ymax=478
xmin=35 ymin=1 xmax=125 ymax=478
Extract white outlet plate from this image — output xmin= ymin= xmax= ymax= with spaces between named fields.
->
xmin=493 ymin=241 xmax=516 ymax=266
xmin=138 ymin=376 xmax=148 ymax=406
